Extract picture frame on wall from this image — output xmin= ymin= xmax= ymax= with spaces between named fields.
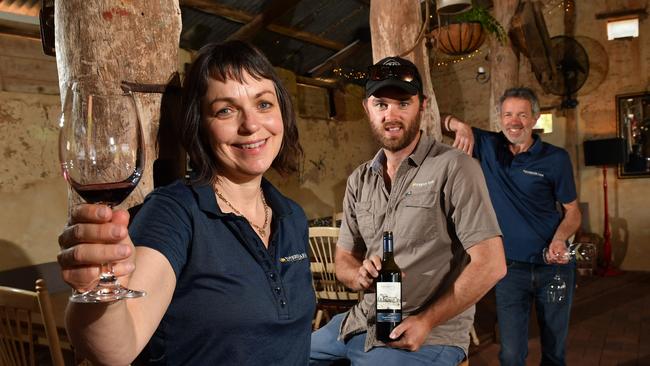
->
xmin=616 ymin=92 xmax=650 ymax=178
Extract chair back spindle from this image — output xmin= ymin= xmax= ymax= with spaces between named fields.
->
xmin=309 ymin=227 xmax=360 ymax=329
xmin=0 ymin=279 xmax=65 ymax=366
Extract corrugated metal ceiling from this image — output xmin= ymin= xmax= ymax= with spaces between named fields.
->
xmin=179 ymin=0 xmax=372 ymax=83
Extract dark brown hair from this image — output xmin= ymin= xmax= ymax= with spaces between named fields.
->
xmin=180 ymin=41 xmax=302 ymax=184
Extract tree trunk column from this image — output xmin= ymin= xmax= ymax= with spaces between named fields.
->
xmin=55 ymin=0 xmax=182 ymax=208
xmin=369 ymin=0 xmax=441 ymax=140
xmin=489 ymin=0 xmax=519 ymax=131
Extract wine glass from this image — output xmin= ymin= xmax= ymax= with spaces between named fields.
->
xmin=542 ymin=243 xmax=595 ymax=304
xmin=59 ymin=80 xmax=146 ymax=303
xmin=542 ymin=242 xmax=595 ymax=264
xmin=547 ymin=273 xmax=567 ymax=304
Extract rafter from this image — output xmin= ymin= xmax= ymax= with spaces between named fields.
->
xmin=308 ymin=39 xmax=363 ymax=77
xmin=227 ymin=0 xmax=300 ymax=41
xmin=180 ymin=0 xmax=345 ymax=50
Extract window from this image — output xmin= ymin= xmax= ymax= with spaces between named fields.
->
xmin=534 ymin=112 xmax=553 ymax=134
xmin=607 ymin=17 xmax=639 ymax=40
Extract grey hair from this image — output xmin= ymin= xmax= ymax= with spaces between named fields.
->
xmin=497 ymin=87 xmax=541 ymax=117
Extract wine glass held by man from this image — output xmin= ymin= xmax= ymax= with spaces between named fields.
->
xmin=57 ymin=41 xmax=314 ymax=366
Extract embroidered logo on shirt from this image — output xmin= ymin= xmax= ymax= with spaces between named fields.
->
xmin=411 ymin=180 xmax=435 ymax=188
xmin=280 ymin=253 xmax=308 ymax=263
xmin=523 ymin=169 xmax=545 ymax=177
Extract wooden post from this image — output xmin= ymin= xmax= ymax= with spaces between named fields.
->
xmin=369 ymin=0 xmax=441 ymax=140
xmin=55 ymin=0 xmax=182 ymax=208
xmin=489 ymin=0 xmax=519 ymax=131
xmin=563 ymin=0 xmax=580 ymax=190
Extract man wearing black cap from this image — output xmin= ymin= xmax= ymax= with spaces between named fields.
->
xmin=310 ymin=57 xmax=506 ymax=365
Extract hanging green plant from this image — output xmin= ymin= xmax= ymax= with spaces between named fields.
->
xmin=451 ymin=6 xmax=508 ymax=45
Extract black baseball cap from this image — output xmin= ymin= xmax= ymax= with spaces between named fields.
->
xmin=365 ymin=56 xmax=423 ymax=98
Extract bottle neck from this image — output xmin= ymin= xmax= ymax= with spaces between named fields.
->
xmin=382 ymin=231 xmax=394 ymax=261
xmin=383 ymin=251 xmax=394 ymax=262
xmin=383 ymin=242 xmax=394 ymax=261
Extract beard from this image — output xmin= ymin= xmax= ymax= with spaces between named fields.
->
xmin=502 ymin=124 xmax=533 ymax=146
xmin=371 ymin=111 xmax=422 ymax=152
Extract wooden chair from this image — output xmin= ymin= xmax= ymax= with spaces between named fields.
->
xmin=309 ymin=227 xmax=360 ymax=329
xmin=0 ymin=279 xmax=65 ymax=366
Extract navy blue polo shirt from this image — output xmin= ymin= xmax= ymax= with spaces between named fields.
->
xmin=129 ymin=178 xmax=315 ymax=365
xmin=472 ymin=128 xmax=577 ymax=263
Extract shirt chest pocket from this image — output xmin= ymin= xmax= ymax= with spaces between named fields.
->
xmin=354 ymin=201 xmax=376 ymax=239
xmin=396 ymin=191 xmax=439 ymax=240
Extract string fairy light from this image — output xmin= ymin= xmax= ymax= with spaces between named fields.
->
xmin=332 ymin=67 xmax=367 ymax=81
xmin=544 ymin=0 xmax=572 ymax=15
xmin=433 ymin=48 xmax=483 ymax=68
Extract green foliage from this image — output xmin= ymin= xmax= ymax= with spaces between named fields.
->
xmin=452 ymin=6 xmax=508 ymax=44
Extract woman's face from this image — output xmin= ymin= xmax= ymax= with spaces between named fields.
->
xmin=201 ymin=72 xmax=284 ymax=181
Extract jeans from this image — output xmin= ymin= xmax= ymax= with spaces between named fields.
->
xmin=310 ymin=313 xmax=466 ymax=366
xmin=496 ymin=260 xmax=575 ymax=366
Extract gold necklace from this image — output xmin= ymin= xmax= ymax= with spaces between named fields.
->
xmin=214 ymin=186 xmax=270 ymax=237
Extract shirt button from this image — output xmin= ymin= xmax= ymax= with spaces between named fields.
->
xmin=280 ymin=300 xmax=286 ymax=307
xmin=274 ymin=287 xmax=281 ymax=294
xmin=269 ymin=272 xmax=276 ymax=280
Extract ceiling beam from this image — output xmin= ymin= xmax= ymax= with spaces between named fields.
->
xmin=227 ymin=0 xmax=301 ymax=42
xmin=180 ymin=0 xmax=345 ymax=50
xmin=0 ymin=12 xmax=40 ymax=39
xmin=308 ymin=39 xmax=363 ymax=76
xmin=0 ymin=24 xmax=40 ymax=38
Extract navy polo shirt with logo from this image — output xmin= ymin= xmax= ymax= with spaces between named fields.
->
xmin=471 ymin=128 xmax=577 ymax=263
xmin=129 ymin=178 xmax=315 ymax=365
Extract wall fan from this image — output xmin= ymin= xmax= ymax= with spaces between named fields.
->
xmin=536 ymin=35 xmax=590 ymax=109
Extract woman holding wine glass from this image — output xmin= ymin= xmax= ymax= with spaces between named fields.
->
xmin=57 ymin=41 xmax=315 ymax=365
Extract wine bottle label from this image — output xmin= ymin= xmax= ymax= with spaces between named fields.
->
xmin=377 ymin=312 xmax=402 ymax=322
xmin=376 ymin=282 xmax=401 ymax=310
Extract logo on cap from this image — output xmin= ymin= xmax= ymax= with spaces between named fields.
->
xmin=382 ymin=58 xmax=402 ymax=66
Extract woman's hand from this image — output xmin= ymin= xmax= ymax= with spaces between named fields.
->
xmin=57 ymin=204 xmax=136 ymax=292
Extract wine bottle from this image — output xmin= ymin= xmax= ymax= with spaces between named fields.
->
xmin=376 ymin=231 xmax=402 ymax=342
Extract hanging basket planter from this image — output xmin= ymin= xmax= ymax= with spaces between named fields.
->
xmin=430 ymin=22 xmax=486 ymax=56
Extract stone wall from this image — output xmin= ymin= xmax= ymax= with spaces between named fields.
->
xmin=0 ymin=34 xmax=66 ymax=271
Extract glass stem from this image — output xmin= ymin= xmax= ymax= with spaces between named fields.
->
xmin=99 ymin=263 xmax=118 ymax=284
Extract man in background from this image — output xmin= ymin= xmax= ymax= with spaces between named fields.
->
xmin=444 ymin=87 xmax=581 ymax=366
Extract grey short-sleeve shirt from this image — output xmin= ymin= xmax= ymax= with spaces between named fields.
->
xmin=337 ymin=133 xmax=501 ymax=354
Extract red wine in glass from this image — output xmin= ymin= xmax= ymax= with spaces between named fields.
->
xmin=67 ymin=168 xmax=142 ymax=207
xmin=59 ymin=81 xmax=146 ymax=303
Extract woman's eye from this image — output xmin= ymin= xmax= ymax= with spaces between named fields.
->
xmin=215 ymin=108 xmax=232 ymax=117
xmin=259 ymin=101 xmax=272 ymax=110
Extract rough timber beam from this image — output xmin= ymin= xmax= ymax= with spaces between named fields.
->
xmin=180 ymin=0 xmax=345 ymax=50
